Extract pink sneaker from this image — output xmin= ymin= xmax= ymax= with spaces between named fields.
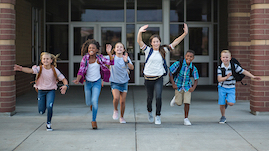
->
xmin=112 ymin=110 xmax=119 ymax=120
xmin=119 ymin=117 xmax=126 ymax=124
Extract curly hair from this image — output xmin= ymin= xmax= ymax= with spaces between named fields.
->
xmin=81 ymin=39 xmax=100 ymax=56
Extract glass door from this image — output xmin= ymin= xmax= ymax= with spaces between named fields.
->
xmin=186 ymin=24 xmax=213 ymax=85
xmin=135 ymin=24 xmax=163 ymax=85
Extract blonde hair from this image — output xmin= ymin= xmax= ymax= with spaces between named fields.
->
xmin=40 ymin=52 xmax=60 ymax=67
xmin=221 ymin=50 xmax=231 ymax=57
xmin=111 ymin=42 xmax=126 ymax=55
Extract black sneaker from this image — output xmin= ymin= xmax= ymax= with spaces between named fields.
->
xmin=46 ymin=124 xmax=53 ymax=131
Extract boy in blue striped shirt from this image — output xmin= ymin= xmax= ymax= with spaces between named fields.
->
xmin=217 ymin=50 xmax=261 ymax=124
xmin=169 ymin=50 xmax=199 ymax=126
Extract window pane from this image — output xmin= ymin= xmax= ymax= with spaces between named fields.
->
xmin=189 ymin=27 xmax=209 ymax=55
xmin=127 ymin=1 xmax=135 ymax=22
xmin=71 ymin=0 xmax=124 ymax=22
xmin=46 ymin=25 xmax=68 ymax=60
xmin=137 ymin=0 xmax=162 ymax=22
xmin=195 ymin=63 xmax=208 ymax=77
xmin=187 ymin=0 xmax=211 ymax=22
xmin=101 ymin=27 xmax=122 ymax=54
xmin=74 ymin=27 xmax=94 ymax=56
xmin=214 ymin=24 xmax=218 ymax=60
xmin=170 ymin=0 xmax=184 ymax=22
xmin=46 ymin=0 xmax=68 ymax=22
xmin=214 ymin=0 xmax=218 ymax=22
xmin=170 ymin=24 xmax=184 ymax=60
xmin=126 ymin=24 xmax=135 ymax=60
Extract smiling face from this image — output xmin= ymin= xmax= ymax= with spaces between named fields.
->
xmin=88 ymin=44 xmax=98 ymax=56
xmin=41 ymin=54 xmax=53 ymax=66
xmin=114 ymin=43 xmax=125 ymax=54
xmin=184 ymin=52 xmax=194 ymax=65
xmin=220 ymin=52 xmax=231 ymax=65
xmin=150 ymin=37 xmax=161 ymax=50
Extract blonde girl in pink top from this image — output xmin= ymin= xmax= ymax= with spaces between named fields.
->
xmin=14 ymin=52 xmax=69 ymax=131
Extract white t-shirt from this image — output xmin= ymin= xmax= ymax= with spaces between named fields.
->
xmin=85 ymin=60 xmax=101 ymax=82
xmin=143 ymin=45 xmax=169 ymax=76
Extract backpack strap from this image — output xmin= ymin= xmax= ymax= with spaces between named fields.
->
xmin=145 ymin=48 xmax=154 ymax=64
xmin=51 ymin=65 xmax=59 ymax=82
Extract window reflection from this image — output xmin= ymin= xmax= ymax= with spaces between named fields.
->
xmin=170 ymin=0 xmax=184 ymax=22
xmin=137 ymin=0 xmax=162 ymax=22
xmin=46 ymin=25 xmax=68 ymax=60
xmin=74 ymin=27 xmax=94 ymax=56
xmin=187 ymin=0 xmax=211 ymax=22
xmin=46 ymin=0 xmax=68 ymax=22
xmin=101 ymin=27 xmax=122 ymax=54
xmin=189 ymin=27 xmax=209 ymax=55
xmin=170 ymin=24 xmax=184 ymax=60
xmin=195 ymin=63 xmax=208 ymax=77
xmin=71 ymin=0 xmax=124 ymax=22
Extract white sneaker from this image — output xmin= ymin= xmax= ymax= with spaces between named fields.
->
xmin=184 ymin=118 xmax=191 ymax=126
xmin=46 ymin=124 xmax=53 ymax=131
xmin=155 ymin=116 xmax=161 ymax=125
xmin=119 ymin=117 xmax=126 ymax=124
xmin=170 ymin=96 xmax=176 ymax=107
xmin=148 ymin=112 xmax=154 ymax=123
xmin=112 ymin=110 xmax=119 ymax=120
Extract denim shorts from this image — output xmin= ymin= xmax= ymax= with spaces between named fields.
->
xmin=218 ymin=86 xmax=236 ymax=105
xmin=111 ymin=82 xmax=128 ymax=92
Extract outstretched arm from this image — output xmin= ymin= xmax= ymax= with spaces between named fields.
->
xmin=14 ymin=64 xmax=33 ymax=74
xmin=242 ymin=70 xmax=261 ymax=80
xmin=106 ymin=44 xmax=113 ymax=61
xmin=137 ymin=25 xmax=148 ymax=48
xmin=72 ymin=75 xmax=82 ymax=84
xmin=170 ymin=23 xmax=188 ymax=49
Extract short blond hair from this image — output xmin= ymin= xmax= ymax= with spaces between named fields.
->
xmin=221 ymin=50 xmax=231 ymax=57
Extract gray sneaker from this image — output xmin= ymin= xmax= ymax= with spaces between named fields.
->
xmin=219 ymin=116 xmax=226 ymax=124
xmin=148 ymin=112 xmax=154 ymax=123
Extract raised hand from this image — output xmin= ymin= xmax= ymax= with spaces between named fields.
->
xmin=183 ymin=23 xmax=188 ymax=34
xmin=139 ymin=25 xmax=148 ymax=33
xmin=106 ymin=44 xmax=112 ymax=55
xmin=123 ymin=52 xmax=128 ymax=62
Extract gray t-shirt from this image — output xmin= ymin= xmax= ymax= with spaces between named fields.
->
xmin=108 ymin=55 xmax=133 ymax=84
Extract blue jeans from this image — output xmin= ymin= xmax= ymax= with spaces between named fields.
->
xmin=144 ymin=76 xmax=163 ymax=116
xmin=37 ymin=90 xmax=55 ymax=124
xmin=84 ymin=78 xmax=101 ymax=122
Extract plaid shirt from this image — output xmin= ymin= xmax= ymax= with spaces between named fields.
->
xmin=169 ymin=59 xmax=199 ymax=92
xmin=77 ymin=53 xmax=114 ymax=83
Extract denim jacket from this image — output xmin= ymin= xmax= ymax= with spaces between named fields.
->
xmin=77 ymin=53 xmax=114 ymax=83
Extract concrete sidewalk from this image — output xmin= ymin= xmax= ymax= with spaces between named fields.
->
xmin=1 ymin=86 xmax=269 ymax=151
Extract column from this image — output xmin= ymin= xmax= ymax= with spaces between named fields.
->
xmin=228 ymin=0 xmax=252 ymax=100
xmin=0 ymin=0 xmax=16 ymax=115
xmin=250 ymin=0 xmax=269 ymax=114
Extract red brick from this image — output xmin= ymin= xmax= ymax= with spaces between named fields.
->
xmin=0 ymin=45 xmax=15 ymax=49
xmin=1 ymin=101 xmax=15 ymax=107
xmin=0 ymin=30 xmax=15 ymax=34
xmin=0 ymin=35 xmax=15 ymax=40
xmin=0 ymin=8 xmax=15 ymax=14
xmin=250 ymin=106 xmax=269 ymax=112
xmin=0 ymin=50 xmax=15 ymax=55
xmin=0 ymin=14 xmax=15 ymax=19
xmin=0 ymin=71 xmax=15 ymax=76
xmin=0 ymin=96 xmax=15 ymax=102
xmin=0 ymin=55 xmax=15 ymax=60
xmin=0 ymin=106 xmax=15 ymax=112
xmin=1 ymin=90 xmax=15 ymax=96
xmin=1 ymin=60 xmax=15 ymax=65
xmin=251 ymin=9 xmax=265 ymax=14
xmin=250 ymin=101 xmax=265 ymax=106
xmin=251 ymin=0 xmax=266 ymax=4
xmin=0 ymin=19 xmax=15 ymax=24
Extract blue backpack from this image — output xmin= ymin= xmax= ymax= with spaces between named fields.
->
xmin=144 ymin=48 xmax=168 ymax=76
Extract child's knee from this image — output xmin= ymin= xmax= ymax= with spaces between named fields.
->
xmin=227 ymin=102 xmax=234 ymax=106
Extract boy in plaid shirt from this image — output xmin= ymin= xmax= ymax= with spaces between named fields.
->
xmin=169 ymin=50 xmax=199 ymax=126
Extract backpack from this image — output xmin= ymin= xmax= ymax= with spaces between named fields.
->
xmin=30 ymin=65 xmax=59 ymax=92
xmin=220 ymin=58 xmax=246 ymax=85
xmin=144 ymin=48 xmax=168 ymax=76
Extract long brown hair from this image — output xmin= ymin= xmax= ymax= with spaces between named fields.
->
xmin=81 ymin=39 xmax=100 ymax=56
xmin=149 ymin=34 xmax=171 ymax=59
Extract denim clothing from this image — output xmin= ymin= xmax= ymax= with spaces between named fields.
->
xmin=84 ymin=78 xmax=102 ymax=122
xmin=111 ymin=82 xmax=128 ymax=92
xmin=37 ymin=90 xmax=55 ymax=124
xmin=144 ymin=76 xmax=163 ymax=116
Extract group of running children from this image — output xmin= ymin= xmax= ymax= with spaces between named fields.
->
xmin=14 ymin=23 xmax=261 ymax=131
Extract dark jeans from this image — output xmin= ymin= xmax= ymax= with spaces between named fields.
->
xmin=144 ymin=76 xmax=163 ymax=116
xmin=37 ymin=90 xmax=55 ymax=124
